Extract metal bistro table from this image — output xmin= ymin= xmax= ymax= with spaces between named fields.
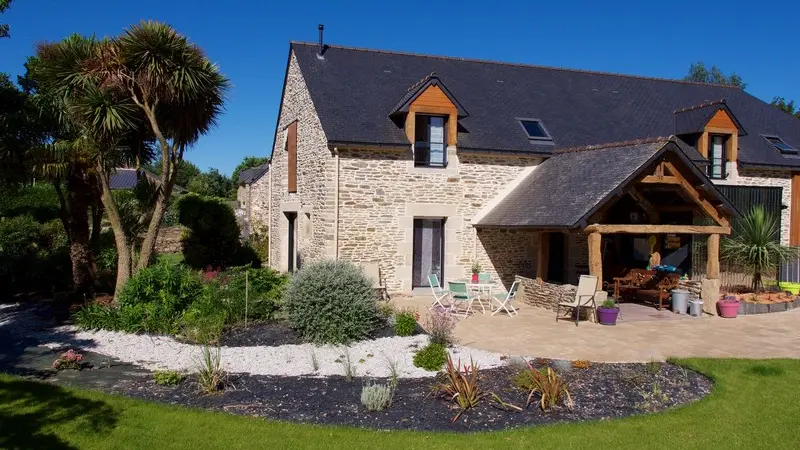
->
xmin=460 ymin=280 xmax=500 ymax=314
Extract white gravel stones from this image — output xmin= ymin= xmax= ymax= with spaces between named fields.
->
xmin=39 ymin=326 xmax=507 ymax=378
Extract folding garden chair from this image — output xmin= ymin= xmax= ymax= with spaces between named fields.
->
xmin=428 ymin=273 xmax=451 ymax=311
xmin=555 ymin=275 xmax=598 ymax=326
xmin=447 ymin=281 xmax=476 ymax=318
xmin=362 ymin=263 xmax=389 ymax=301
xmin=491 ymin=280 xmax=519 ymax=316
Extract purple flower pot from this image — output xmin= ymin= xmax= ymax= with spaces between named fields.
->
xmin=717 ymin=299 xmax=740 ymax=318
xmin=597 ymin=307 xmax=619 ymax=326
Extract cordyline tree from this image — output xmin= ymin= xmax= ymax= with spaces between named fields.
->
xmin=36 ymin=21 xmax=229 ymax=298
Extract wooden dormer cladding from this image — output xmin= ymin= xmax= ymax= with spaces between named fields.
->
xmin=696 ymin=109 xmax=739 ymax=163
xmin=404 ymin=85 xmax=458 ymax=147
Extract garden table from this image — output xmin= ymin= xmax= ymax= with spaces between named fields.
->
xmin=458 ymin=280 xmax=501 ymax=314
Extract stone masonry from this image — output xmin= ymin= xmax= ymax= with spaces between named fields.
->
xmin=515 ymin=275 xmax=576 ymax=311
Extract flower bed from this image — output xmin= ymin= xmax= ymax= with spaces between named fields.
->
xmin=721 ymin=290 xmax=800 ymax=315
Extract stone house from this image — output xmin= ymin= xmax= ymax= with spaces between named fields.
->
xmin=265 ymin=36 xmax=800 ymax=296
xmin=236 ymin=164 xmax=270 ymax=238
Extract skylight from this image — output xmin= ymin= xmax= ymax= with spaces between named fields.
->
xmin=517 ymin=119 xmax=553 ymax=141
xmin=764 ymin=135 xmax=798 ymax=155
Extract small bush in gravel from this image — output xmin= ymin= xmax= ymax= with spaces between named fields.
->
xmin=52 ymin=349 xmax=83 ymax=371
xmin=361 ymin=381 xmax=394 ymax=411
xmin=520 ymin=361 xmax=573 ymax=411
xmin=153 ymin=370 xmax=184 ymax=386
xmin=413 ymin=343 xmax=448 ymax=371
xmin=284 ymin=260 xmax=381 ymax=344
xmin=424 ymin=310 xmax=456 ymax=346
xmin=394 ymin=308 xmax=419 ymax=336
xmin=435 ymin=355 xmax=484 ymax=423
xmin=196 ymin=345 xmax=226 ymax=394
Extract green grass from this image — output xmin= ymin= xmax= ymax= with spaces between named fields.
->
xmin=2 ymin=359 xmax=798 ymax=449
xmin=156 ymin=252 xmax=184 ymax=265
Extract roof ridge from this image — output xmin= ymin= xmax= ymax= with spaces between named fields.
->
xmin=407 ymin=72 xmax=437 ymax=92
xmin=290 ymin=41 xmax=744 ymax=89
xmin=674 ymin=99 xmax=727 ymax=114
xmin=553 ymin=136 xmax=673 ymax=154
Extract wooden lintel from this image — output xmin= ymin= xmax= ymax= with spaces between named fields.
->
xmin=584 ymin=224 xmax=731 ymax=235
xmin=640 ymin=175 xmax=680 ymax=185
xmin=662 ymin=161 xmax=730 ymax=228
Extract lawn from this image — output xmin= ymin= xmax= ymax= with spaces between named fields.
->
xmin=1 ymin=359 xmax=798 ymax=449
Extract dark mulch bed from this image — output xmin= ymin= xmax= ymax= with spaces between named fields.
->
xmin=109 ymin=359 xmax=711 ymax=432
xmin=218 ymin=321 xmax=397 ymax=347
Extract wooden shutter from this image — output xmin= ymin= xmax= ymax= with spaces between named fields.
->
xmin=287 ymin=121 xmax=297 ymax=193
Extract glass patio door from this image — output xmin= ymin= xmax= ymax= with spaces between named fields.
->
xmin=412 ymin=218 xmax=445 ymax=287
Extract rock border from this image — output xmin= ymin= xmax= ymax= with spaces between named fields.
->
xmin=737 ymin=297 xmax=800 ymax=315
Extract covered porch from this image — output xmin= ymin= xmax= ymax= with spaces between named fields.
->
xmin=474 ymin=137 xmax=738 ymax=315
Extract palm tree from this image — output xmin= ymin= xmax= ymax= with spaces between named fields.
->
xmin=35 ymin=23 xmax=228 ymax=298
xmin=721 ymin=206 xmax=800 ymax=292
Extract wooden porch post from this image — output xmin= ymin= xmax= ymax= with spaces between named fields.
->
xmin=707 ymin=233 xmax=720 ymax=279
xmin=588 ymin=231 xmax=603 ymax=290
xmin=537 ymin=232 xmax=549 ymax=280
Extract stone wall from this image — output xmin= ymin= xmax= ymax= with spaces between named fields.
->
xmin=268 ymin=52 xmax=334 ymax=271
xmin=336 ymin=148 xmax=540 ymax=292
xmin=677 ymin=279 xmax=702 ymax=300
xmin=236 ymin=176 xmax=271 ymax=239
xmin=155 ymin=226 xmax=185 ymax=254
xmin=515 ymin=275 xmax=576 ymax=311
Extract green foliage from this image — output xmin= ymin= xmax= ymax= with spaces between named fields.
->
xmin=0 ymin=0 xmax=12 ymax=38
xmin=231 ymin=156 xmax=269 ymax=189
xmin=436 ymin=355 xmax=484 ymax=422
xmin=519 ymin=363 xmax=573 ymax=411
xmin=186 ymin=168 xmax=233 ymax=199
xmin=394 ymin=309 xmax=418 ymax=337
xmin=196 ymin=345 xmax=226 ymax=394
xmin=721 ymin=206 xmax=800 ymax=291
xmin=284 ymin=260 xmax=381 ymax=344
xmin=0 ymin=185 xmax=61 ymax=222
xmin=145 ymin=159 xmax=201 ymax=191
xmin=246 ymin=221 xmax=269 ymax=264
xmin=423 ymin=311 xmax=456 ymax=347
xmin=684 ymin=61 xmax=746 ymax=89
xmin=601 ymin=298 xmax=617 ymax=309
xmin=153 ymin=370 xmax=183 ymax=386
xmin=177 ymin=194 xmax=242 ymax=269
xmin=360 ymin=381 xmax=393 ymax=411
xmin=0 ymin=214 xmax=70 ymax=295
xmin=412 ymin=343 xmax=447 ymax=372
xmin=770 ymin=97 xmax=800 ymax=119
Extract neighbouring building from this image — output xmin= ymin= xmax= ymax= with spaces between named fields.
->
xmin=265 ymin=33 xmax=800 ymax=299
xmin=236 ymin=163 xmax=270 ymax=238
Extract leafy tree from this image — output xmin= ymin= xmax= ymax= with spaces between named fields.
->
xmin=187 ymin=168 xmax=232 ymax=198
xmin=684 ymin=61 xmax=746 ymax=89
xmin=145 ymin=158 xmax=200 ymax=189
xmin=35 ymin=22 xmax=229 ymax=298
xmin=770 ymin=97 xmax=800 ymax=119
xmin=1 ymin=0 xmax=12 ymax=39
xmin=231 ymin=156 xmax=268 ymax=185
xmin=721 ymin=206 xmax=800 ymax=292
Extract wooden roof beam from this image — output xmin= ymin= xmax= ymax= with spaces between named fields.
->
xmin=584 ymin=224 xmax=731 ymax=235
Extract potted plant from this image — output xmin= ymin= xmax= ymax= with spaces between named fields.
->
xmin=717 ymin=295 xmax=740 ymax=318
xmin=596 ymin=298 xmax=620 ymax=326
xmin=471 ymin=262 xmax=481 ymax=283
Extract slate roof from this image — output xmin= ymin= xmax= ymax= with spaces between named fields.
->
xmin=475 ymin=138 xmax=737 ymax=228
xmin=290 ymin=42 xmax=800 ymax=168
xmin=674 ymin=100 xmax=746 ymax=135
xmin=109 ymin=168 xmax=186 ymax=193
xmin=238 ymin=164 xmax=269 ymax=184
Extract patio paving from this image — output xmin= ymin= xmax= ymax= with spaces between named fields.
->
xmin=394 ymin=294 xmax=800 ymax=362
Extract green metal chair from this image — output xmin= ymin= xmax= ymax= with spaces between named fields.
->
xmin=448 ymin=281 xmax=475 ymax=318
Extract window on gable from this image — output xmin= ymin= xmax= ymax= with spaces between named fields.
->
xmin=707 ymin=134 xmax=727 ymax=179
xmin=414 ymin=114 xmax=447 ymax=167
xmin=764 ymin=135 xmax=798 ymax=155
xmin=517 ymin=119 xmax=554 ymax=142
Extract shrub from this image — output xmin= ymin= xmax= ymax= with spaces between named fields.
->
xmin=74 ymin=303 xmax=122 ymax=331
xmin=177 ymin=194 xmax=241 ymax=269
xmin=424 ymin=310 xmax=456 ymax=346
xmin=435 ymin=355 xmax=484 ymax=422
xmin=219 ymin=266 xmax=287 ymax=322
xmin=360 ymin=381 xmax=393 ymax=411
xmin=519 ymin=362 xmax=573 ymax=411
xmin=52 ymin=349 xmax=83 ymax=371
xmin=412 ymin=343 xmax=448 ymax=371
xmin=284 ymin=260 xmax=381 ymax=344
xmin=0 ymin=215 xmax=70 ymax=295
xmin=394 ymin=308 xmax=419 ymax=337
xmin=153 ymin=370 xmax=184 ymax=386
xmin=247 ymin=221 xmax=269 ymax=264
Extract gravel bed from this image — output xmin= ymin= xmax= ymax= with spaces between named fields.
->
xmin=108 ymin=359 xmax=712 ymax=431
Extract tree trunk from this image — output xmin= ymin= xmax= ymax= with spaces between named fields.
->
xmin=96 ymin=162 xmax=133 ymax=300
xmin=137 ymin=151 xmax=179 ymax=271
xmin=59 ymin=169 xmax=97 ymax=298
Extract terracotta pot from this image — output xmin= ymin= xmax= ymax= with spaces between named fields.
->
xmin=471 ymin=273 xmax=479 ymax=283
xmin=596 ymin=307 xmax=619 ymax=325
xmin=717 ymin=299 xmax=740 ymax=318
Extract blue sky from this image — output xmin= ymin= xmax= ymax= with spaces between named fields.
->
xmin=2 ymin=0 xmax=798 ymax=175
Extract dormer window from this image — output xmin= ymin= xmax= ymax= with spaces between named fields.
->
xmin=764 ymin=135 xmax=798 ymax=155
xmin=415 ymin=114 xmax=447 ymax=167
xmin=517 ymin=118 xmax=554 ymax=143
xmin=708 ymin=134 xmax=728 ymax=179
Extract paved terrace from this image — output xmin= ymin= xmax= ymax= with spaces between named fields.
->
xmin=394 ymin=294 xmax=800 ymax=362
